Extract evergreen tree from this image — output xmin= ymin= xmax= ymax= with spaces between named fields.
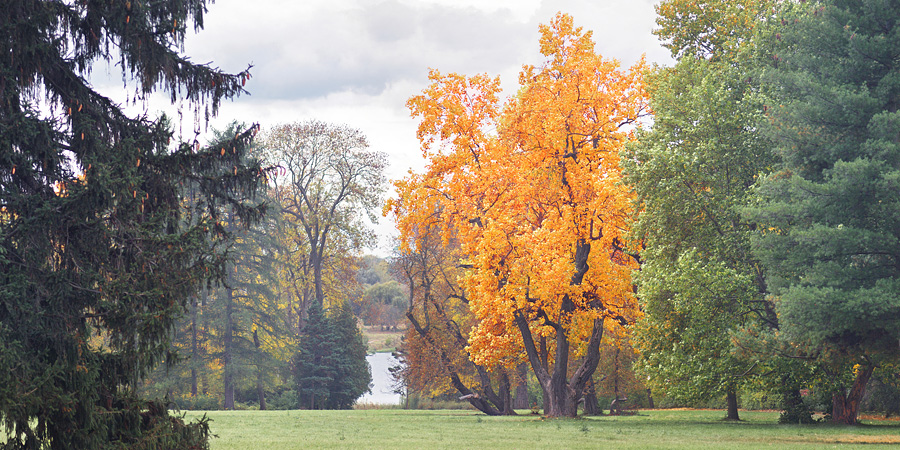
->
xmin=293 ymin=301 xmax=338 ymax=409
xmin=747 ymin=0 xmax=900 ymax=424
xmin=0 ymin=1 xmax=264 ymax=447
xmin=292 ymin=300 xmax=371 ymax=410
xmin=326 ymin=300 xmax=372 ymax=409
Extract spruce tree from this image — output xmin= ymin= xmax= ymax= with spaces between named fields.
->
xmin=293 ymin=301 xmax=338 ymax=409
xmin=0 ymin=1 xmax=265 ymax=447
xmin=327 ymin=300 xmax=371 ymax=409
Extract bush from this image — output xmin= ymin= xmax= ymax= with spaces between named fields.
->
xmin=171 ymin=394 xmax=221 ymax=411
xmin=267 ymin=389 xmax=299 ymax=410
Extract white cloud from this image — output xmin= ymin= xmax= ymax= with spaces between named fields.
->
xmin=95 ymin=0 xmax=673 ymax=255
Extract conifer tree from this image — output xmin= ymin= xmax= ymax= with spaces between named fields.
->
xmin=293 ymin=301 xmax=338 ymax=409
xmin=747 ymin=0 xmax=900 ymax=425
xmin=0 ymin=1 xmax=265 ymax=447
xmin=326 ymin=300 xmax=371 ymax=409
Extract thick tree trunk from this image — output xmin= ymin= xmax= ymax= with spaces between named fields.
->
xmin=223 ymin=286 xmax=235 ymax=410
xmin=831 ymin=364 xmax=874 ymax=425
xmin=583 ymin=378 xmax=601 ymax=416
xmin=725 ymin=389 xmax=740 ymax=421
xmin=647 ymin=388 xmax=655 ymax=409
xmin=514 ymin=363 xmax=529 ymax=410
xmin=515 ymin=309 xmax=605 ymax=418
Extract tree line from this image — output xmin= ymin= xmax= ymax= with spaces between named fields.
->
xmin=388 ymin=1 xmax=900 ymax=425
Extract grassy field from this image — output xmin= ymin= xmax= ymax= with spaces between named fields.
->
xmin=182 ymin=409 xmax=900 ymax=449
xmin=361 ymin=325 xmax=405 ymax=353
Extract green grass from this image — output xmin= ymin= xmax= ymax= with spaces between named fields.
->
xmin=362 ymin=325 xmax=405 ymax=353
xmin=181 ymin=409 xmax=900 ymax=449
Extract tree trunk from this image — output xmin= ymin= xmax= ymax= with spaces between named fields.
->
xmin=514 ymin=363 xmax=529 ymax=410
xmin=223 ymin=286 xmax=235 ymax=410
xmin=515 ymin=304 xmax=605 ymax=418
xmin=405 ymin=310 xmax=504 ymax=416
xmin=190 ymin=297 xmax=199 ymax=398
xmin=539 ymin=335 xmax=550 ymax=413
xmin=831 ymin=364 xmax=874 ymax=425
xmin=583 ymin=378 xmax=601 ymax=416
xmin=725 ymin=389 xmax=740 ymax=421
xmin=647 ymin=388 xmax=655 ymax=409
xmin=253 ymin=329 xmax=266 ymax=410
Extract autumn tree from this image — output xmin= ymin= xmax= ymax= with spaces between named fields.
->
xmin=746 ymin=0 xmax=900 ymax=425
xmin=391 ymin=13 xmax=646 ymax=417
xmin=259 ymin=121 xmax=386 ymax=326
xmin=0 ymin=0 xmax=265 ymax=447
xmin=388 ymin=219 xmax=516 ymax=415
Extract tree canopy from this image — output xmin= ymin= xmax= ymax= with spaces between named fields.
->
xmin=391 ymin=13 xmax=647 ymax=418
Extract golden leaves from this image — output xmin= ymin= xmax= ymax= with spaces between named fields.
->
xmin=392 ymin=13 xmax=646 ymax=369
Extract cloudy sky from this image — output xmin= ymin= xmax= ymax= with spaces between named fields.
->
xmin=118 ymin=0 xmax=674 ymax=254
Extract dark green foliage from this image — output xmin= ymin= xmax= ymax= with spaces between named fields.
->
xmin=746 ymin=0 xmax=900 ymax=423
xmin=861 ymin=367 xmax=900 ymax=417
xmin=292 ymin=301 xmax=371 ymax=410
xmin=0 ymin=0 xmax=263 ymax=448
xmin=327 ymin=301 xmax=372 ymax=409
xmin=293 ymin=302 xmax=338 ymax=409
xmin=750 ymin=0 xmax=900 ymax=353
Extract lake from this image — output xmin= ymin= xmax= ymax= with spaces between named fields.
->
xmin=357 ymin=352 xmax=402 ymax=405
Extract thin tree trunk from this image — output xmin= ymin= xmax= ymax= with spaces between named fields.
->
xmin=725 ymin=389 xmax=740 ymax=421
xmin=254 ymin=329 xmax=266 ymax=410
xmin=190 ymin=296 xmax=199 ymax=398
xmin=223 ymin=286 xmax=235 ymax=410
xmin=832 ymin=364 xmax=874 ymax=425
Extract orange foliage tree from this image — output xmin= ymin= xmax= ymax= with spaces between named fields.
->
xmin=389 ymin=13 xmax=647 ymax=417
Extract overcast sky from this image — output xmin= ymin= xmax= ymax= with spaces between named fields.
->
xmin=113 ymin=0 xmax=674 ymax=255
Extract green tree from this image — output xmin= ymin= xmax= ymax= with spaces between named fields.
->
xmin=293 ymin=301 xmax=338 ymax=409
xmin=292 ymin=300 xmax=371 ymax=410
xmin=0 ymin=0 xmax=263 ymax=447
xmin=326 ymin=300 xmax=372 ymax=409
xmin=624 ymin=0 xmax=779 ymax=421
xmin=746 ymin=0 xmax=900 ymax=425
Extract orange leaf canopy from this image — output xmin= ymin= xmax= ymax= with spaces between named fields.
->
xmin=391 ymin=13 xmax=647 ymax=370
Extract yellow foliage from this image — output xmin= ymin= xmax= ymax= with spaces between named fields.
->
xmin=391 ymin=13 xmax=645 ymax=376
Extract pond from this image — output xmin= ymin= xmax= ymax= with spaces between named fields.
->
xmin=357 ymin=352 xmax=402 ymax=405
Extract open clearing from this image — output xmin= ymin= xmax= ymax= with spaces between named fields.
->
xmin=182 ymin=409 xmax=900 ymax=450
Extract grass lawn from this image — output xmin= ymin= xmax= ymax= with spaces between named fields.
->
xmin=362 ymin=325 xmax=405 ymax=353
xmin=182 ymin=409 xmax=900 ymax=449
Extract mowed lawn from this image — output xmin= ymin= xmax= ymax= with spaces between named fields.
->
xmin=182 ymin=409 xmax=900 ymax=450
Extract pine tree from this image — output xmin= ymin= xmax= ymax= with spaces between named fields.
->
xmin=0 ymin=1 xmax=264 ymax=447
xmin=747 ymin=0 xmax=900 ymax=425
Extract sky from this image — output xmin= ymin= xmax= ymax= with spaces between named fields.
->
xmin=101 ymin=0 xmax=674 ymax=256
